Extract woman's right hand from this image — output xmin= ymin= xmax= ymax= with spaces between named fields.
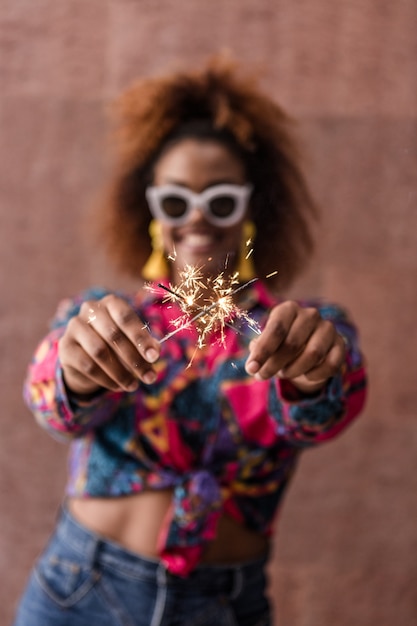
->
xmin=58 ymin=294 xmax=161 ymax=397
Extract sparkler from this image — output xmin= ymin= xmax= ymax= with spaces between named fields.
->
xmin=153 ymin=269 xmax=261 ymax=348
xmin=146 ymin=226 xmax=278 ymax=349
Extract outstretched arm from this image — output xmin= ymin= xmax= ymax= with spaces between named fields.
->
xmin=24 ymin=289 xmax=160 ymax=439
xmin=246 ymin=300 xmax=346 ymax=394
xmin=244 ymin=300 xmax=366 ymax=445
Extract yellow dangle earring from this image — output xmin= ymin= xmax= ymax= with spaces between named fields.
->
xmin=236 ymin=220 xmax=256 ymax=281
xmin=141 ymin=220 xmax=170 ymax=281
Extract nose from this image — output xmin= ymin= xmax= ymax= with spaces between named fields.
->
xmin=187 ymin=204 xmax=207 ymax=224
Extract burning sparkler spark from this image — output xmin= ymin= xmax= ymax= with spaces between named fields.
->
xmin=148 ymin=268 xmax=261 ymax=348
xmin=156 ymin=282 xmax=257 ymax=343
xmin=145 ymin=231 xmax=276 ymax=349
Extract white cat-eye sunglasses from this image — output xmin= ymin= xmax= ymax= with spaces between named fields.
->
xmin=146 ymin=183 xmax=253 ymax=227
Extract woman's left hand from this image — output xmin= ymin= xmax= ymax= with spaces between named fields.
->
xmin=245 ymin=301 xmax=346 ymax=394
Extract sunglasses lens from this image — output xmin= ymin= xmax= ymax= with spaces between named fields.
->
xmin=209 ymin=195 xmax=237 ymax=219
xmin=160 ymin=195 xmax=188 ymax=219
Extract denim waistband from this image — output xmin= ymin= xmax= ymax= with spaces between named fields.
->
xmin=55 ymin=504 xmax=269 ymax=597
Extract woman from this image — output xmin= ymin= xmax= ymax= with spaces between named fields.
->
xmin=13 ymin=56 xmax=367 ymax=626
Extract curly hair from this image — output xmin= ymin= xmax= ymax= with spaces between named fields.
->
xmin=97 ymin=54 xmax=318 ymax=291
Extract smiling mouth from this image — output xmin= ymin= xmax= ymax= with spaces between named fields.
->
xmin=179 ymin=232 xmax=217 ymax=250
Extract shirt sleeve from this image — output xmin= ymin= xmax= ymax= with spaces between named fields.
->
xmin=270 ymin=301 xmax=367 ymax=447
xmin=23 ymin=288 xmax=125 ymax=441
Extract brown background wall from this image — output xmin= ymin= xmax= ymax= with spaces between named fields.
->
xmin=1 ymin=1 xmax=416 ymax=624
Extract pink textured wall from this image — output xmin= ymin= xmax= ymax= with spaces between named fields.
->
xmin=1 ymin=1 xmax=416 ymax=624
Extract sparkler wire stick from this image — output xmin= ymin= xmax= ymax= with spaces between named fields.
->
xmin=158 ymin=277 xmax=259 ymax=344
xmin=159 ymin=298 xmax=222 ymax=343
xmin=157 ymin=284 xmax=248 ymax=338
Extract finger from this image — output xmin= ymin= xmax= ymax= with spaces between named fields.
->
xmin=278 ymin=319 xmax=336 ymax=380
xmin=300 ymin=336 xmax=346 ymax=382
xmin=98 ymin=296 xmax=160 ymax=364
xmin=251 ymin=307 xmax=322 ymax=379
xmin=245 ymin=302 xmax=298 ymax=375
xmin=80 ymin=298 xmax=159 ymax=382
xmin=82 ymin=306 xmax=146 ymax=378
xmin=61 ymin=345 xmax=125 ymax=394
xmin=62 ymin=317 xmax=143 ymax=392
xmin=247 ymin=303 xmax=322 ymax=378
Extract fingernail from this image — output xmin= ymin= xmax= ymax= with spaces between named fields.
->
xmin=145 ymin=348 xmax=159 ymax=363
xmin=143 ymin=371 xmax=157 ymax=385
xmin=126 ymin=380 xmax=139 ymax=392
xmin=245 ymin=360 xmax=260 ymax=375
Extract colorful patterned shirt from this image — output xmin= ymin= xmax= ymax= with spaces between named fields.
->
xmin=24 ymin=281 xmax=367 ymax=576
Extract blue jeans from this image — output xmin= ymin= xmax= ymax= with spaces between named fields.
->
xmin=12 ymin=505 xmax=271 ymax=625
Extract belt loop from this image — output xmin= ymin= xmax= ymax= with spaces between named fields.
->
xmin=87 ymin=535 xmax=101 ymax=570
xmin=230 ymin=567 xmax=243 ymax=600
xmin=156 ymin=562 xmax=168 ymax=586
xmin=150 ymin=564 xmax=168 ymax=626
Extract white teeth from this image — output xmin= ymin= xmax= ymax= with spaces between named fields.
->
xmin=183 ymin=233 xmax=214 ymax=247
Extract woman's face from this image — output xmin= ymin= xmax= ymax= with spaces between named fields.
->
xmin=151 ymin=138 xmax=249 ymax=284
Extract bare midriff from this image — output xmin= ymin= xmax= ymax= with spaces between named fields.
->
xmin=68 ymin=491 xmax=268 ymax=564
